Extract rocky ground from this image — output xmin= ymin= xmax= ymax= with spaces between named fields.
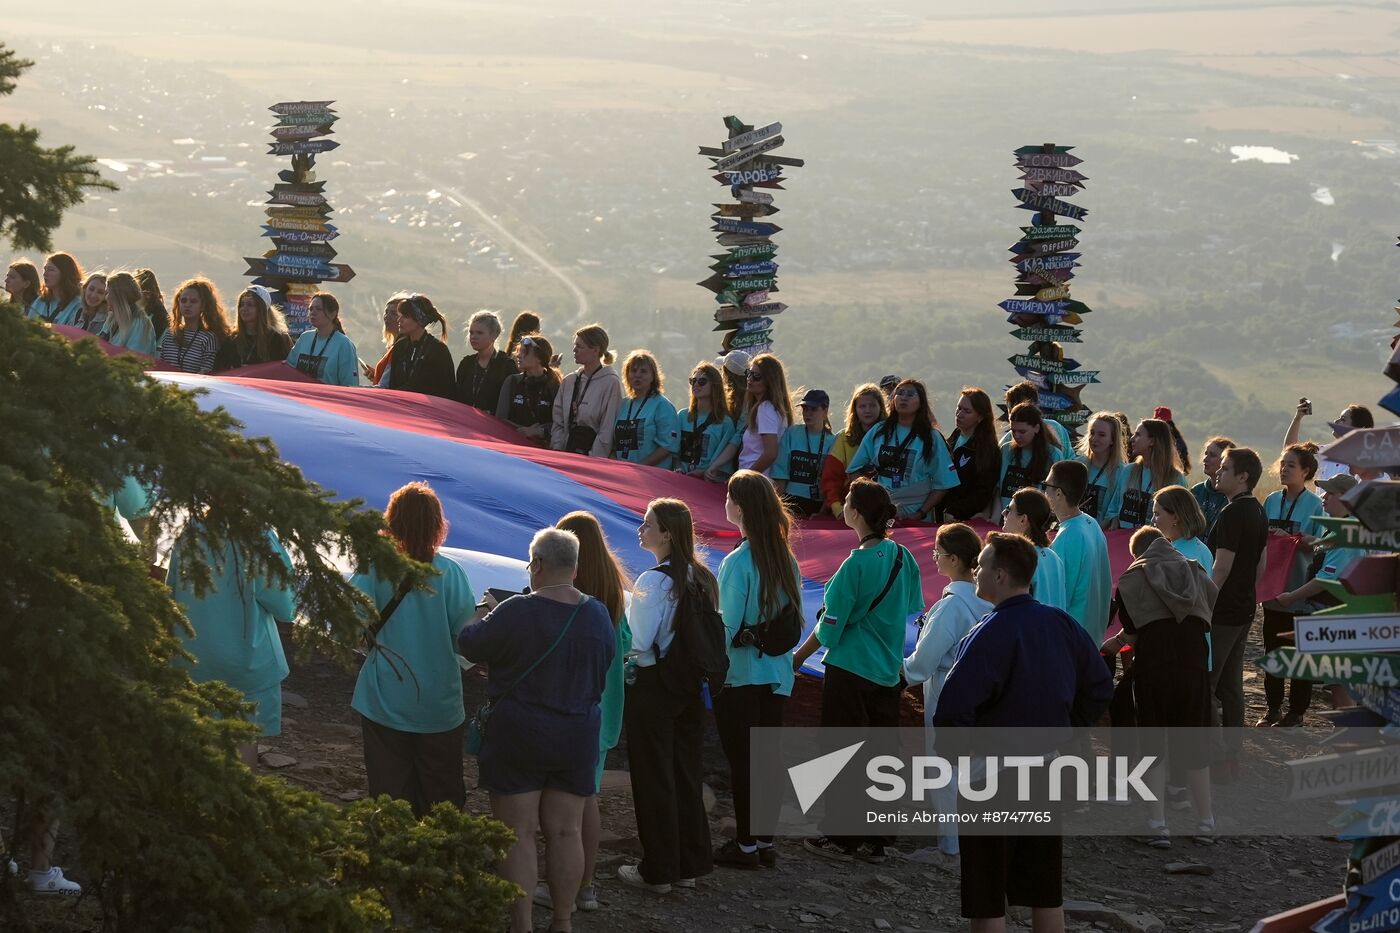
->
xmin=19 ymin=621 xmax=1349 ymax=931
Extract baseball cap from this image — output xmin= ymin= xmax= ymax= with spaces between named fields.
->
xmin=1317 ymin=474 xmax=1358 ymax=496
xmin=800 ymin=389 xmax=830 ymax=408
xmin=713 ymin=349 xmax=752 ymax=377
xmin=879 ymin=374 xmax=899 ymax=391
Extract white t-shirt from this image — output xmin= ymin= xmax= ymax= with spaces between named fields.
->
xmin=739 ymin=400 xmax=787 ymax=473
xmin=1315 ymin=457 xmax=1349 ymax=483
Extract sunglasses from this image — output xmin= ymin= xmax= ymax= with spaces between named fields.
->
xmin=689 ymin=376 xmax=709 ymax=386
xmin=893 ymin=388 xmax=919 ymax=398
xmin=746 ymin=370 xmax=765 ymax=382
xmin=1039 ymin=483 xmax=1063 ymax=494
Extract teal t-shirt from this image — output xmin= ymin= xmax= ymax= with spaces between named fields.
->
xmin=168 ymin=529 xmax=295 ymax=697
xmin=102 ymin=314 xmax=159 ymax=355
xmin=1172 ymin=535 xmax=1215 ymax=574
xmin=597 ymin=613 xmax=631 ymax=788
xmin=675 ymin=410 xmax=738 ymax=476
xmin=1192 ymin=481 xmax=1229 ymax=540
xmin=287 ymin=329 xmax=360 ymax=386
xmin=1050 ymin=512 xmax=1112 ymax=642
xmin=998 ymin=440 xmax=1068 ymax=508
xmin=772 ymin=425 xmax=835 ymax=503
xmin=1115 ymin=464 xmax=1186 ymax=530
xmin=718 ymin=540 xmax=800 ymax=696
xmin=352 ymin=554 xmax=475 ymax=734
xmin=1032 ymin=545 xmax=1068 ymax=611
xmin=1317 ymin=547 xmax=1367 ymax=583
xmin=612 ymin=393 xmax=680 ymax=465
xmin=1263 ymin=489 xmax=1325 ymax=537
xmin=847 ymin=423 xmax=957 ymax=517
xmin=817 ymin=541 xmax=924 ymax=687
xmin=28 ymin=295 xmax=82 ymax=326
xmin=1077 ymin=455 xmax=1124 ymax=527
xmin=1001 ymin=420 xmax=1072 ymax=457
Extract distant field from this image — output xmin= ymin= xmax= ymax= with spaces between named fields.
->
xmin=1193 ymin=104 xmax=1393 ymax=137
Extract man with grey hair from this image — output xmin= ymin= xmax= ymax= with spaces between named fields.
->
xmin=455 ymin=308 xmax=517 ymax=412
xmin=459 ymin=523 xmax=616 ymax=933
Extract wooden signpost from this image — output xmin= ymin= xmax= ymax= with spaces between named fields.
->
xmin=702 ymin=116 xmax=802 ymax=354
xmin=247 ymin=100 xmax=351 ymax=336
xmin=1002 ymin=144 xmax=1093 ymax=438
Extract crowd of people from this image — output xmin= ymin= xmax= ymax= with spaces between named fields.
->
xmin=18 ymin=247 xmax=1388 ymax=932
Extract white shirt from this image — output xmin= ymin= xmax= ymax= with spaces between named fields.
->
xmin=739 ymin=400 xmax=786 ymax=473
xmin=629 ymin=568 xmax=678 ymax=667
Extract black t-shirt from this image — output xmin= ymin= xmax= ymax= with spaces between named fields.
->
xmin=938 ymin=434 xmax=998 ymax=522
xmin=388 ymin=334 xmax=457 ymax=400
xmin=501 ymin=372 xmax=558 ymax=427
xmin=1207 ymin=493 xmax=1269 ymax=623
xmin=454 ymin=349 xmax=518 ymax=412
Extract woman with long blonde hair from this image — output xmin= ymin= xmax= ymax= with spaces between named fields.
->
xmin=231 ymin=285 xmax=292 ymax=366
xmin=1075 ymin=412 xmax=1129 ymax=528
xmin=1117 ymin=418 xmax=1187 ymax=530
xmin=99 ymin=272 xmax=158 ymax=354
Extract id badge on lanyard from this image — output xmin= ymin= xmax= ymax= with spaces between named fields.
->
xmin=878 ymin=445 xmax=909 ymax=487
xmin=614 ymin=419 xmax=642 ymax=453
xmin=789 ymin=449 xmax=821 ymax=486
xmin=1119 ymin=488 xmax=1150 ymax=527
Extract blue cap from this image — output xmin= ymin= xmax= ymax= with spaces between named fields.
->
xmin=800 ymin=389 xmax=830 ymax=408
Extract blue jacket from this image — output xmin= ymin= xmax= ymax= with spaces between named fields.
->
xmin=933 ymin=594 xmax=1112 ymax=729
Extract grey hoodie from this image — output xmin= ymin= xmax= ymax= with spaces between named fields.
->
xmin=1116 ymin=537 xmax=1218 ymax=630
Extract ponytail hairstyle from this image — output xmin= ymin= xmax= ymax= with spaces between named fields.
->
xmin=401 ymin=293 xmax=448 ymax=339
xmin=41 ymin=251 xmax=83 ymax=305
xmin=574 ymin=323 xmax=614 ymax=365
xmin=170 ymin=277 xmax=232 ymax=340
xmin=1153 ymin=406 xmax=1192 ymax=475
xmin=557 ymin=510 xmax=628 ymax=627
xmin=1134 ymin=418 xmax=1184 ymax=488
xmin=1009 ymin=487 xmax=1056 ymax=548
xmin=7 ymin=260 xmax=40 ymax=307
xmin=384 ymin=481 xmax=448 ymax=563
xmin=1008 ymin=402 xmax=1054 ymax=482
xmin=846 ymin=477 xmax=898 ymax=539
xmin=877 ymin=378 xmax=939 ymax=462
xmin=310 ymin=291 xmax=344 ymax=334
xmin=1284 ymin=441 xmax=1320 ymax=483
xmin=726 ymin=471 xmax=801 ymax=619
xmin=934 ymin=522 xmax=982 ymax=576
xmin=842 ymin=383 xmax=886 ymax=445
xmin=517 ymin=333 xmax=562 ymax=390
xmin=645 ymin=498 xmax=719 ymax=603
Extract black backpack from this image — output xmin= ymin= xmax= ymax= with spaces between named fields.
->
xmin=652 ymin=564 xmax=730 ymax=699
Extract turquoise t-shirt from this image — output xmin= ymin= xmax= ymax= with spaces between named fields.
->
xmin=1115 ymin=464 xmax=1187 ymax=530
xmin=1172 ymin=535 xmax=1215 ymax=574
xmin=847 ymin=423 xmax=957 ymax=517
xmin=1001 ymin=420 xmax=1072 ymax=456
xmin=1076 ymin=455 xmax=1124 ymax=527
xmin=997 ymin=440 xmax=1068 ymax=508
xmin=612 ymin=393 xmax=680 ymax=465
xmin=352 ymin=554 xmax=475 ymax=734
xmin=287 ymin=329 xmax=360 ymax=386
xmin=817 ymin=541 xmax=924 ymax=686
xmin=102 ymin=314 xmax=159 ymax=355
xmin=675 ymin=410 xmax=738 ymax=476
xmin=718 ymin=540 xmax=800 ymax=696
xmin=1050 ymin=512 xmax=1112 ymax=642
xmin=28 ymin=295 xmax=82 ymax=326
xmin=1192 ymin=481 xmax=1229 ymax=540
xmin=1263 ymin=489 xmax=1325 ymax=537
xmin=168 ymin=529 xmax=295 ymax=697
xmin=1032 ymin=545 xmax=1068 ymax=611
xmin=772 ymin=425 xmax=836 ymax=503
xmin=1317 ymin=547 xmax=1367 ymax=583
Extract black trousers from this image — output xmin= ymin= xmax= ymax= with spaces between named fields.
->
xmin=821 ymin=663 xmax=900 ymax=850
xmin=1262 ymin=606 xmax=1313 ymax=716
xmin=713 ymin=683 xmax=787 ymax=846
xmin=360 ymin=716 xmax=465 ymax=819
xmin=624 ymin=668 xmax=713 ymax=884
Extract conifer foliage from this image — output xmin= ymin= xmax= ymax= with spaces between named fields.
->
xmin=0 ymin=45 xmax=117 ymax=251
xmin=0 ymin=312 xmax=518 ymax=931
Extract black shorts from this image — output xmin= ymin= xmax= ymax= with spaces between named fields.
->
xmin=959 ymin=833 xmax=1063 ymax=918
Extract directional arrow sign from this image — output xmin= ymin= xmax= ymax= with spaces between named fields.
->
xmin=270 ymin=241 xmax=337 ymax=260
xmin=1351 ymin=683 xmax=1400 ymax=723
xmin=265 ymin=205 xmax=332 ymax=220
xmin=715 ymin=232 xmax=773 ymax=247
xmin=1020 ymin=224 xmax=1081 ymax=241
xmin=1000 ymin=299 xmax=1069 ymax=316
xmin=1047 ymin=409 xmax=1091 ymax=427
xmin=1344 ymin=481 xmax=1400 ymax=533
xmin=245 ymin=258 xmax=355 ymax=283
xmin=735 ymin=189 xmax=775 ymax=205
xmin=1010 ymin=238 xmax=1079 ymax=257
xmin=1011 ymin=326 xmax=1082 ymax=343
xmin=1035 ymin=284 xmax=1072 ymax=301
xmin=712 ymin=203 xmax=779 ymax=218
xmin=267 ymin=189 xmax=329 ymax=207
xmin=719 ymin=261 xmax=779 ymax=277
xmin=268 ymin=139 xmax=340 ymax=156
xmin=1342 ymin=555 xmax=1399 ymax=596
xmin=1315 ymin=516 xmax=1400 ymax=553
xmin=715 ymin=165 xmax=785 ymax=186
xmin=1014 ymin=144 xmax=1076 ymax=155
xmin=1285 ymin=743 xmax=1400 ymax=799
xmin=715 ymin=315 xmax=775 ymax=333
xmin=270 ymin=124 xmax=334 ymax=141
xmin=1013 ymin=151 xmax=1083 ymax=169
xmin=263 ymin=227 xmax=339 ymax=242
xmin=1012 ymin=190 xmax=1089 ymax=220
xmin=1322 ymin=428 xmax=1400 ymax=470
xmin=1035 ymin=391 xmax=1075 ymax=412
xmin=730 ymin=329 xmax=773 ymax=350
xmin=1019 ymin=167 xmax=1088 ymax=184
xmin=275 ymin=111 xmax=338 ymax=127
xmin=1017 ymin=267 xmax=1075 ymax=285
xmin=1014 ymin=254 xmax=1080 ymax=274
xmin=741 ymin=290 xmax=771 ymax=307
xmin=1310 ymin=578 xmax=1396 ymax=616
xmin=1296 ymin=615 xmax=1400 ymax=654
xmin=1259 ymin=647 xmax=1400 ymax=687
xmin=1363 ymin=839 xmax=1400 ymax=884
xmin=713 ymin=241 xmax=779 ymax=262
xmin=713 ymin=136 xmax=786 ymax=171
xmin=262 ymin=252 xmax=333 ymax=271
xmin=1009 ymin=354 xmax=1081 ymax=373
xmin=262 ymin=217 xmax=336 ymax=233
xmin=271 ymin=100 xmax=335 ymax=114
xmin=716 ymin=302 xmax=786 ymax=323
xmin=1024 ymin=181 xmax=1083 ymax=198
xmin=712 ymin=218 xmax=781 ymax=237
xmin=1382 ymin=384 xmax=1400 ymax=419
xmin=722 ymin=121 xmax=781 ymax=153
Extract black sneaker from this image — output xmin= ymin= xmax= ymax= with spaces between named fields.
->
xmin=803 ymin=836 xmax=856 ymax=862
xmin=757 ymin=845 xmax=777 ymax=868
xmin=1275 ymin=712 xmax=1305 ymax=728
xmin=713 ymin=838 xmax=760 ymax=870
xmin=853 ymin=842 xmax=889 ymax=864
xmin=1255 ymin=708 xmax=1281 ymax=727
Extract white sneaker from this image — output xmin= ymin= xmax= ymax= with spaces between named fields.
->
xmin=674 ymin=877 xmax=697 ymax=889
xmin=28 ymin=867 xmax=81 ymax=896
xmin=6 ymin=859 xmax=17 ymax=877
xmin=616 ymin=864 xmax=670 ymax=894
